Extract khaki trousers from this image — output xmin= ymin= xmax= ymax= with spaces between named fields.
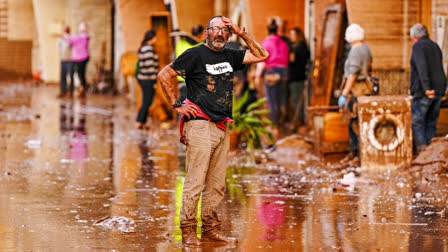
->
xmin=180 ymin=120 xmax=229 ymax=232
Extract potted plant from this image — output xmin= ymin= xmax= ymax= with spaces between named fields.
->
xmin=229 ymin=90 xmax=274 ymax=150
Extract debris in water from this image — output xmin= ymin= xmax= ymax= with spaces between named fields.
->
xmin=437 ymin=208 xmax=446 ymax=217
xmin=414 ymin=192 xmax=422 ymax=201
xmin=396 ymin=182 xmax=405 ymax=188
xmin=25 ymin=139 xmax=42 ymax=148
xmin=94 ymin=216 xmax=136 ymax=233
xmin=340 ymin=172 xmax=356 ymax=192
xmin=60 ymin=159 xmax=74 ymax=164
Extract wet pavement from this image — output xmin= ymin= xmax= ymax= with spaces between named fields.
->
xmin=1 ymin=82 xmax=447 ymax=251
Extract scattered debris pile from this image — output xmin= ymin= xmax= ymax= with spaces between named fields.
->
xmin=408 ymin=136 xmax=448 ymax=180
xmin=265 ymin=134 xmax=317 ymax=169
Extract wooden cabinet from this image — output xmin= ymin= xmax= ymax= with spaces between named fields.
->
xmin=308 ymin=106 xmax=349 ymax=154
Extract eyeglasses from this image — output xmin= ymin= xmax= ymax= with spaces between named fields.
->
xmin=207 ymin=26 xmax=231 ymax=34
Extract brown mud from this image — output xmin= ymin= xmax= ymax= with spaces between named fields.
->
xmin=1 ymin=83 xmax=447 ymax=251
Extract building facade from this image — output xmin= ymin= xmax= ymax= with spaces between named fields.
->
xmin=0 ymin=0 xmax=446 ymax=93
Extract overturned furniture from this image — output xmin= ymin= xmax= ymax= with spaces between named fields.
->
xmin=307 ymin=3 xmax=349 ymax=156
xmin=358 ymin=95 xmax=413 ymax=170
xmin=308 ymin=106 xmax=349 ymax=154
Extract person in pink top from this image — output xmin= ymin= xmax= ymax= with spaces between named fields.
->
xmin=66 ymin=22 xmax=90 ymax=97
xmin=255 ymin=18 xmax=289 ymax=127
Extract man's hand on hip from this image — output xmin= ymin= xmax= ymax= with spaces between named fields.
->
xmin=425 ymin=89 xmax=435 ymax=99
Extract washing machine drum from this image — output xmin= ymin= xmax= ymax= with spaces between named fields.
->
xmin=367 ymin=114 xmax=405 ymax=151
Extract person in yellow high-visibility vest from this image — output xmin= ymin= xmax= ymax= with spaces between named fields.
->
xmin=171 ymin=26 xmax=205 ymax=104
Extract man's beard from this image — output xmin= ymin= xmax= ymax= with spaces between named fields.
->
xmin=207 ymin=35 xmax=226 ymax=50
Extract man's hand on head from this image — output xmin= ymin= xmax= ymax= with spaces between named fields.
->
xmin=221 ymin=16 xmax=242 ymax=35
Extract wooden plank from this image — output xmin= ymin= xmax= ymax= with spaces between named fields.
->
xmin=437 ymin=107 xmax=448 ymax=136
xmin=310 ymin=3 xmax=345 ymax=106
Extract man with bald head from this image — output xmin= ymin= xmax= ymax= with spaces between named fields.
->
xmin=409 ymin=23 xmax=447 ymax=154
xmin=158 ymin=16 xmax=268 ymax=246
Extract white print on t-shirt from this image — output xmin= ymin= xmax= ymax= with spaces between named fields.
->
xmin=205 ymin=62 xmax=233 ymax=75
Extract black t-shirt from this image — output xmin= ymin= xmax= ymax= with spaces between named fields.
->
xmin=171 ymin=44 xmax=246 ymax=121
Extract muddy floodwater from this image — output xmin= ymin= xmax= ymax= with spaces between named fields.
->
xmin=1 ymin=83 xmax=447 ymax=251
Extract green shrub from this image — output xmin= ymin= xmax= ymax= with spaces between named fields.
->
xmin=229 ymin=90 xmax=274 ymax=149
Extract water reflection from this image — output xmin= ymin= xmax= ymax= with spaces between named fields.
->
xmin=108 ymin=126 xmax=181 ymax=249
xmin=230 ymin=171 xmax=308 ymax=250
xmin=257 ymin=190 xmax=286 ymax=240
xmin=60 ymin=100 xmax=88 ymax=164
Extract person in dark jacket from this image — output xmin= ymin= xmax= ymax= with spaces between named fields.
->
xmin=409 ymin=23 xmax=447 ymax=154
xmin=287 ymin=27 xmax=310 ymax=127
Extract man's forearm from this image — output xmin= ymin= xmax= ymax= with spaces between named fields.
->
xmin=239 ymin=32 xmax=268 ymax=58
xmin=158 ymin=65 xmax=178 ymax=105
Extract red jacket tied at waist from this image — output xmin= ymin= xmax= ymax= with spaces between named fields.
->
xmin=179 ymin=99 xmax=233 ymax=143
